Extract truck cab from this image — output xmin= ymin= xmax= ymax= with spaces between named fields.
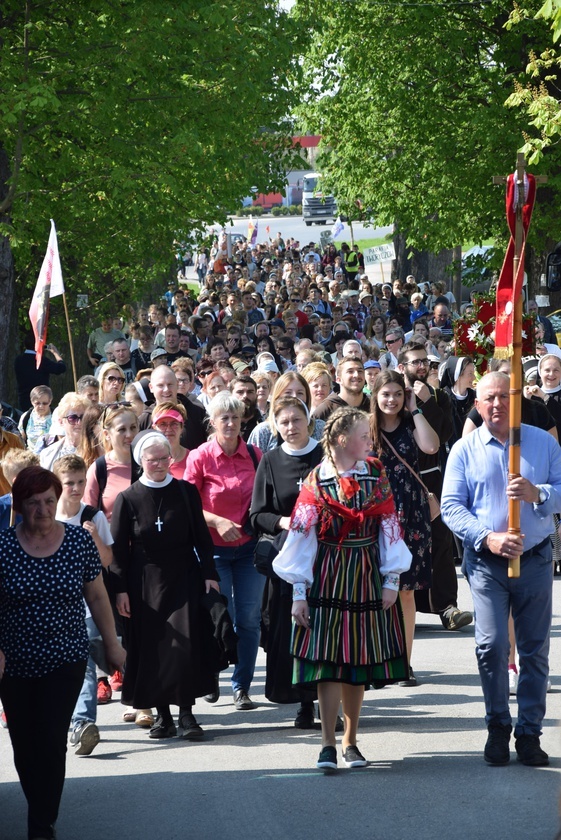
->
xmin=302 ymin=172 xmax=337 ymax=226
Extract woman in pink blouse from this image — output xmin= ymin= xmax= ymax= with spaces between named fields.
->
xmin=185 ymin=391 xmax=263 ymax=711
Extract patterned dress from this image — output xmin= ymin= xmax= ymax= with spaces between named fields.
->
xmin=274 ymin=458 xmax=410 ymax=687
xmin=379 ymin=420 xmax=432 ymax=591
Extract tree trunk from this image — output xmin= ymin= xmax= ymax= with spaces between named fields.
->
xmin=409 ymin=247 xmax=454 ymax=288
xmin=0 ymin=144 xmax=15 ymax=399
xmin=392 ymin=227 xmax=454 ymax=288
xmin=392 ymin=228 xmax=412 ymax=281
xmin=452 ymin=245 xmax=463 ymax=310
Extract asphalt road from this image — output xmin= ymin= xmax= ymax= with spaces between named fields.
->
xmin=2 ymin=573 xmax=561 ymax=840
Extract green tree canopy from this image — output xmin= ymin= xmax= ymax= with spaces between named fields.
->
xmin=506 ymin=0 xmax=561 ymax=163
xmin=0 ymin=0 xmax=298 ymax=391
xmin=292 ymin=0 xmax=558 ymax=266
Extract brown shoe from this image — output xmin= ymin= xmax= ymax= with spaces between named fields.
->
xmin=135 ymin=709 xmax=154 ymax=728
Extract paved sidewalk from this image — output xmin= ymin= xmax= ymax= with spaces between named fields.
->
xmin=2 ymin=574 xmax=560 ymax=840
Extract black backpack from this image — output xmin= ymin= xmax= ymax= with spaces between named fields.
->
xmin=80 ymin=504 xmax=99 ymax=524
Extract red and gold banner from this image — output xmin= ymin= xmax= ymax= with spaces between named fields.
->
xmin=494 ymin=173 xmax=536 ymax=358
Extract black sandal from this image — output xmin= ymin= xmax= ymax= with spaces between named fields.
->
xmin=178 ymin=712 xmax=204 ymax=740
xmin=148 ymin=715 xmax=177 ymax=739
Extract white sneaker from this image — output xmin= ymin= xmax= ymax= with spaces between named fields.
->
xmin=547 ymin=678 xmax=552 ymax=692
xmin=508 ymin=669 xmax=518 ymax=695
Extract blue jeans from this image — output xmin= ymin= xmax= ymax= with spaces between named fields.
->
xmin=464 ymin=539 xmax=553 ymax=737
xmin=214 ymin=541 xmax=265 ymax=694
xmin=71 ymin=616 xmax=100 ymax=728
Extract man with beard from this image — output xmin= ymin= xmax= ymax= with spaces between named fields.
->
xmin=397 ymin=341 xmax=473 ymax=631
xmin=313 ymin=357 xmax=370 ymax=421
xmin=230 ymin=376 xmax=263 ymax=441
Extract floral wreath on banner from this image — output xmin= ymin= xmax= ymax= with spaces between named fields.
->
xmin=453 ymin=291 xmax=536 ymax=375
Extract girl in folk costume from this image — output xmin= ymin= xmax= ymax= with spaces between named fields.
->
xmin=273 ymin=407 xmax=412 ymax=771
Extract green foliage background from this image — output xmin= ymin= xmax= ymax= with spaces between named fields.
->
xmin=0 ymin=0 xmax=299 ymax=327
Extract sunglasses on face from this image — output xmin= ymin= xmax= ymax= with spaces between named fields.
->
xmin=106 ymin=375 xmax=125 ymax=384
xmin=386 ymin=338 xmax=400 ymax=345
xmin=65 ymin=413 xmax=84 ymax=425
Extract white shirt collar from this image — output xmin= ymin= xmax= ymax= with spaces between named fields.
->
xmin=139 ymin=474 xmax=174 ymax=488
xmin=281 ymin=438 xmax=319 ymax=457
xmin=319 ymin=458 xmax=368 ymax=479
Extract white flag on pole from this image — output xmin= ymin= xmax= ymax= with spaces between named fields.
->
xmin=331 ymin=216 xmax=344 ymax=239
xmin=28 ymin=220 xmax=64 ymax=367
xmin=47 ymin=219 xmax=64 ymax=298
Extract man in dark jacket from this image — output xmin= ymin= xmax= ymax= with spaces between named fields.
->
xmin=314 ymin=357 xmax=370 ymax=421
xmin=14 ymin=333 xmax=67 ymax=410
xmin=398 ymin=341 xmax=473 ymax=633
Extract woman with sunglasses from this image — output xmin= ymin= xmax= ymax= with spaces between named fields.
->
xmin=82 ymin=403 xmax=147 ymax=721
xmin=39 ymin=393 xmax=90 ymax=471
xmin=83 ymin=403 xmax=139 ymax=522
xmin=97 ymin=362 xmax=127 ymax=405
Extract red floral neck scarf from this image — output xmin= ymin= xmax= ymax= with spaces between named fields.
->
xmin=293 ymin=457 xmax=403 ymax=545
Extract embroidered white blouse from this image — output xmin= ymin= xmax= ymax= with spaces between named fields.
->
xmin=272 ymin=459 xmax=412 ymax=591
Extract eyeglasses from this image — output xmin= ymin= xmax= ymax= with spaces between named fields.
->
xmin=142 ymin=455 xmax=172 ymax=466
xmin=100 ymin=401 xmax=132 ymax=422
xmin=291 ymin=299 xmax=301 ymax=303
xmin=198 ymin=370 xmax=212 ymax=377
xmin=106 ymin=375 xmax=125 ymax=384
xmin=406 ymin=358 xmax=428 ymax=368
xmin=65 ymin=413 xmax=84 ymax=424
xmin=386 ymin=338 xmax=401 ymax=345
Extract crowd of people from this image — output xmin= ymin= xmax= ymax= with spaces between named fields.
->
xmin=1 ymin=229 xmax=560 ymax=838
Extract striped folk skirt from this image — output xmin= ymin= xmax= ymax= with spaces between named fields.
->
xmin=291 ymin=537 xmax=408 ymax=687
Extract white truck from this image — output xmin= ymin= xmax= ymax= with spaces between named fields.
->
xmin=302 ymin=172 xmax=337 ymax=226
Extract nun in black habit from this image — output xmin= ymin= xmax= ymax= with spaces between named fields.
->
xmin=111 ymin=431 xmax=220 ymax=740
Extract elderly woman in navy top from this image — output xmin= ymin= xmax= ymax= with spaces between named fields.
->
xmin=0 ymin=465 xmax=124 ymax=840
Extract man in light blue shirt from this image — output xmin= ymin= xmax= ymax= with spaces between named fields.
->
xmin=441 ymin=372 xmax=561 ymax=767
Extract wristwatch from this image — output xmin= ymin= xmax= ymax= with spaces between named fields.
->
xmin=411 ymin=408 xmax=423 ymax=417
xmin=536 ymin=486 xmax=547 ymax=505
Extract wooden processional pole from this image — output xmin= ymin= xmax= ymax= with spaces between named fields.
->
xmin=493 ymin=153 xmax=546 ymax=577
xmin=61 ymin=292 xmax=78 ymax=390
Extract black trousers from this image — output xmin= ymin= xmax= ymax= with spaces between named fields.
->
xmin=0 ymin=660 xmax=86 ymax=840
xmin=415 ymin=513 xmax=458 ymax=615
